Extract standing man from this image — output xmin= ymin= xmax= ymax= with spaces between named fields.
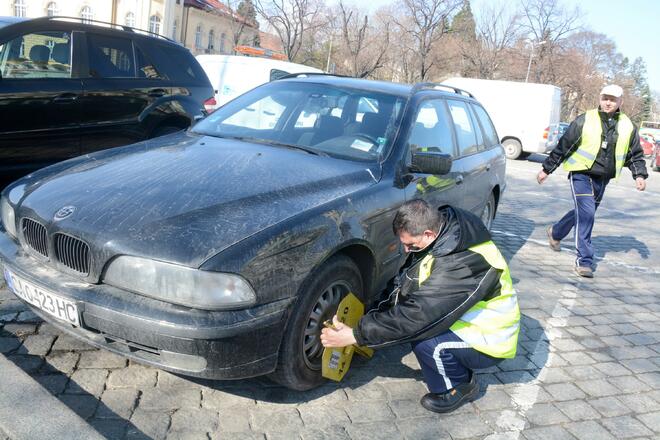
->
xmin=537 ymin=84 xmax=647 ymax=278
xmin=321 ymin=200 xmax=520 ymax=413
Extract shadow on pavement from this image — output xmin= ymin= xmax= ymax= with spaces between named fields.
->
xmin=592 ymin=235 xmax=650 ymax=260
xmin=0 ymin=314 xmax=147 ymax=440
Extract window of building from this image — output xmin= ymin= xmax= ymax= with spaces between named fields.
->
xmin=195 ymin=25 xmax=202 ymax=49
xmin=149 ymin=15 xmax=161 ymax=35
xmin=46 ymin=2 xmax=58 ymax=17
xmin=14 ymin=0 xmax=27 ymax=17
xmin=125 ymin=12 xmax=135 ymax=28
xmin=172 ymin=20 xmax=178 ymax=41
xmin=0 ymin=30 xmax=71 ymax=79
xmin=80 ymin=6 xmax=93 ymax=24
xmin=87 ymin=33 xmax=134 ymax=78
xmin=208 ymin=29 xmax=214 ymax=51
xmin=220 ymin=33 xmax=226 ymax=53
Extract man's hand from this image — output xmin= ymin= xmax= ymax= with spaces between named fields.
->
xmin=635 ymin=177 xmax=646 ymax=191
xmin=537 ymin=170 xmax=549 ymax=184
xmin=320 ymin=315 xmax=357 ymax=348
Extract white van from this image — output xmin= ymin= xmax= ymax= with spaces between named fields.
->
xmin=442 ymin=77 xmax=561 ymax=159
xmin=195 ymin=55 xmax=324 ymax=111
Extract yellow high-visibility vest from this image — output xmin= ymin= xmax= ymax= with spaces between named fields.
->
xmin=449 ymin=241 xmax=520 ymax=358
xmin=563 ymin=109 xmax=634 ymax=178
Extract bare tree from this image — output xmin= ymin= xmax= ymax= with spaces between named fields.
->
xmin=254 ymin=0 xmax=325 ymax=61
xmin=224 ymin=0 xmax=260 ymax=53
xmin=393 ymin=0 xmax=462 ymax=81
xmin=334 ymin=1 xmax=390 ymax=78
xmin=459 ymin=2 xmax=521 ymax=79
xmin=519 ymin=0 xmax=582 ymax=83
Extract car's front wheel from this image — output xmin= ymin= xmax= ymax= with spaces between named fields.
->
xmin=269 ymin=255 xmax=363 ymax=390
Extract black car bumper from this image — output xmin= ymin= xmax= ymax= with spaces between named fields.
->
xmin=0 ymin=233 xmax=292 ymax=379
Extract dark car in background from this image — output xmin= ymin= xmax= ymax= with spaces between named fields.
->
xmin=1 ymin=75 xmax=506 ymax=390
xmin=0 ymin=16 xmax=213 ymax=182
xmin=542 ymin=122 xmax=569 ymax=152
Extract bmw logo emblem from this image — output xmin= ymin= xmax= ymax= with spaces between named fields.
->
xmin=54 ymin=206 xmax=76 ymax=221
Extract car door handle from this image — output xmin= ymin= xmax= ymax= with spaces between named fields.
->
xmin=486 ymin=164 xmax=491 ymax=171
xmin=148 ymin=88 xmax=166 ymax=97
xmin=53 ymin=93 xmax=78 ymax=103
xmin=455 ymin=175 xmax=464 ymax=184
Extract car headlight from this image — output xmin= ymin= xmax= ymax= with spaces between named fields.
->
xmin=103 ymin=256 xmax=256 ymax=310
xmin=1 ymin=197 xmax=17 ymax=239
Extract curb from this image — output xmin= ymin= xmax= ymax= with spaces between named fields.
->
xmin=0 ymin=354 xmax=104 ymax=440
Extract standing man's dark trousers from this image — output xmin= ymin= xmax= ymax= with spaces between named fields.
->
xmin=411 ymin=330 xmax=502 ymax=393
xmin=550 ymin=172 xmax=609 ymax=268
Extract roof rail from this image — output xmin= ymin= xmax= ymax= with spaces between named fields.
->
xmin=275 ymin=72 xmax=343 ymax=80
xmin=411 ymin=82 xmax=474 ymax=98
xmin=29 ymin=16 xmax=176 ymax=43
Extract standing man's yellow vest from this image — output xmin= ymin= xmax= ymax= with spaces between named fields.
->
xmin=563 ymin=109 xmax=634 ymax=178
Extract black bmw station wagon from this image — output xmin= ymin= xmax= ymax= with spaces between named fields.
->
xmin=1 ymin=75 xmax=506 ymax=390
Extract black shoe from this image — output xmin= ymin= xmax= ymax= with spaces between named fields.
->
xmin=420 ymin=374 xmax=479 ymax=414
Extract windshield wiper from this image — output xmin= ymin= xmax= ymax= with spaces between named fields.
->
xmin=219 ymin=135 xmax=330 ymax=157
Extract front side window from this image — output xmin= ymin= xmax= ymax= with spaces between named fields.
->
xmin=408 ymin=100 xmax=455 ymax=156
xmin=14 ymin=0 xmax=26 ymax=17
xmin=46 ymin=2 xmax=58 ymax=17
xmin=149 ymin=15 xmax=161 ymax=35
xmin=80 ymin=6 xmax=93 ymax=24
xmin=0 ymin=30 xmax=71 ymax=79
xmin=87 ymin=34 xmax=134 ymax=78
xmin=193 ymin=82 xmax=405 ymax=162
xmin=447 ymin=100 xmax=479 ymax=156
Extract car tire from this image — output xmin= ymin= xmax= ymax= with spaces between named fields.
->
xmin=151 ymin=125 xmax=183 ymax=138
xmin=481 ymin=192 xmax=496 ymax=230
xmin=269 ymin=255 xmax=363 ymax=390
xmin=503 ymin=139 xmax=523 ymax=160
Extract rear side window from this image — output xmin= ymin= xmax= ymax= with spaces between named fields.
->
xmin=158 ymin=44 xmax=206 ymax=82
xmin=471 ymin=104 xmax=499 ymax=147
xmin=135 ymin=45 xmax=162 ymax=79
xmin=0 ymin=30 xmax=71 ymax=79
xmin=270 ymin=68 xmax=289 ymax=81
xmin=447 ymin=100 xmax=479 ymax=156
xmin=87 ymin=33 xmax=133 ymax=78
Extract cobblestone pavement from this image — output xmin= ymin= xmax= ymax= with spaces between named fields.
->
xmin=1 ymin=156 xmax=659 ymax=440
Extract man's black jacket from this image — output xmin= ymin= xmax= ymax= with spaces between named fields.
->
xmin=542 ymin=108 xmax=648 ymax=180
xmin=353 ymin=206 xmax=503 ymax=349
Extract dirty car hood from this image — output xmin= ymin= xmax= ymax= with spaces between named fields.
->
xmin=15 ymin=132 xmax=380 ymax=267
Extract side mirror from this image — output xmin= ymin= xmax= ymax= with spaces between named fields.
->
xmin=410 ymin=150 xmax=452 ymax=175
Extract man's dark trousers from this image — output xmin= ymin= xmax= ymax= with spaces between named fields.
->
xmin=550 ymin=172 xmax=609 ymax=268
xmin=411 ymin=330 xmax=502 ymax=393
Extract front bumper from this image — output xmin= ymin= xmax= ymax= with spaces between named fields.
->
xmin=0 ymin=233 xmax=292 ymax=379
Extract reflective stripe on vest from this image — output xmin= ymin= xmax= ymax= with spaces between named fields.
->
xmin=449 ymin=241 xmax=520 ymax=358
xmin=563 ymin=109 xmax=634 ymax=178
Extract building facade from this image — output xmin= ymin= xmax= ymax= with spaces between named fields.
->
xmin=2 ymin=0 xmax=274 ymax=56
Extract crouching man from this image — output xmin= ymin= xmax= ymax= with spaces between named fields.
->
xmin=321 ymin=199 xmax=520 ymax=413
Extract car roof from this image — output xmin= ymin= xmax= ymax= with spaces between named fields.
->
xmin=0 ymin=16 xmax=177 ymax=46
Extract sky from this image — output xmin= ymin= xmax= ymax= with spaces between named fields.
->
xmin=356 ymin=0 xmax=659 ymax=93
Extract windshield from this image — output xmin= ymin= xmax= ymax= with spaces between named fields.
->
xmin=192 ymin=81 xmax=406 ymax=162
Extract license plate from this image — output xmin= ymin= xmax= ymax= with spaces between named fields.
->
xmin=3 ymin=268 xmax=80 ymax=326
